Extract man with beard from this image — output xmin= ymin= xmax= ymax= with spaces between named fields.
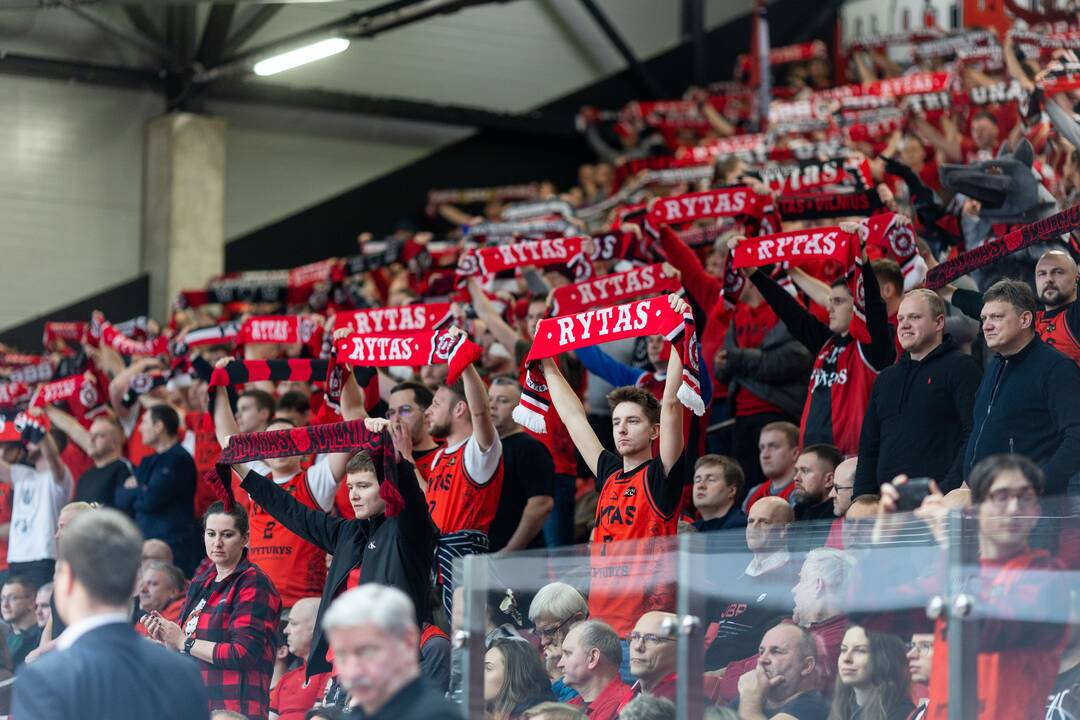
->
xmin=1034 ymin=250 xmax=1080 ymax=365
xmin=41 ymin=412 xmax=133 ymax=509
xmin=792 ymin=445 xmax=841 ymax=523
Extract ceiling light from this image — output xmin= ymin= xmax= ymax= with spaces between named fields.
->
xmin=253 ymin=38 xmax=350 ymax=77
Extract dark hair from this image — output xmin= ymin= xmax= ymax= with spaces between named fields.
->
xmin=202 ymin=501 xmax=249 ymax=536
xmin=607 ymin=386 xmax=662 ymax=426
xmin=983 ymin=279 xmax=1038 ymax=317
xmin=276 ymin=390 xmax=310 ymax=415
xmin=390 ymin=381 xmax=434 ymax=410
xmin=967 ymin=454 xmax=1044 ymax=505
xmin=3 ymin=575 xmax=37 ymax=597
xmin=487 ymin=638 xmax=556 ymax=719
xmin=972 ymin=109 xmax=998 ymax=125
xmin=801 ymin=444 xmax=844 ymax=472
xmin=694 ymin=454 xmax=746 ymax=498
xmin=57 ymin=509 xmax=142 ymax=607
xmin=830 ymin=275 xmax=853 ymax=292
xmin=443 ymin=379 xmax=467 ymax=406
xmin=148 ymin=404 xmax=180 ymax=438
xmin=870 ymin=258 xmax=904 ymax=295
xmin=239 ymin=389 xmax=276 ymax=416
xmin=345 ymin=451 xmax=376 ymax=476
xmin=266 ymin=417 xmax=297 ymax=429
xmin=828 ymin=627 xmax=912 ymax=720
xmin=490 ymin=375 xmax=522 ymax=391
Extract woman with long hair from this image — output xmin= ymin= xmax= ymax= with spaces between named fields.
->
xmin=484 ymin=637 xmax=556 ymax=720
xmin=828 ymin=625 xmax=914 ymax=720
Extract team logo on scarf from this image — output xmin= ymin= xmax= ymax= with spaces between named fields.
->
xmin=298 ymin=317 xmax=317 ymax=344
xmin=432 ymin=330 xmax=460 ymax=362
xmin=79 ymin=379 xmax=99 ymax=410
xmin=889 ymin=223 xmax=916 ymax=258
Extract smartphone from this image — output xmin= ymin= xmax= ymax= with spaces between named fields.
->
xmin=895 ymin=477 xmax=933 ymax=512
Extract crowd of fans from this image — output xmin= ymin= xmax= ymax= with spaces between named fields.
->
xmin=3 ymin=5 xmax=1080 ymax=719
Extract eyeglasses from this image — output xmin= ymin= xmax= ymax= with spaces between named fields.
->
xmin=905 ymin=640 xmax=934 ymax=656
xmin=626 ymin=632 xmax=674 ymax=647
xmin=535 ymin=617 xmax=572 ymax=639
xmin=985 ymin=487 xmax=1039 ymax=508
xmin=386 ymin=405 xmax=415 ymax=420
xmin=834 ymin=485 xmax=855 ymax=493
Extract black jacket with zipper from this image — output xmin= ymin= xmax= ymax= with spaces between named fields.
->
xmin=854 ymin=335 xmax=982 ymax=496
xmin=240 ymin=458 xmax=436 ymax=678
xmin=963 ymin=334 xmax=1080 ymax=494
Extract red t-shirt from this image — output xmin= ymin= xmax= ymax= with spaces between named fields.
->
xmin=732 ymin=301 xmax=784 ymax=417
xmin=269 ymin=664 xmax=332 ymax=720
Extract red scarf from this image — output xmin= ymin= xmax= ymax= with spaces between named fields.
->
xmin=42 ymin=322 xmax=88 ymax=348
xmin=333 ymin=327 xmax=481 ymax=385
xmin=648 ymin=186 xmax=764 ymax=225
xmin=0 ymin=382 xmax=32 ymax=410
xmin=549 ymin=264 xmax=682 ymax=316
xmin=456 ymin=237 xmax=585 ymax=278
xmin=30 ymin=373 xmax=107 ymax=421
xmin=514 ymin=296 xmax=703 ymax=433
xmin=90 ymin=314 xmax=170 ymax=357
xmin=731 ymin=226 xmax=857 ymax=270
xmin=334 ymin=302 xmax=452 ymax=335
xmin=239 ymin=315 xmax=323 ymax=357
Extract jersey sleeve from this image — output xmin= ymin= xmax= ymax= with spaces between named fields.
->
xmin=646 ymin=453 xmax=686 ymax=518
xmin=594 ymin=449 xmax=623 ymax=493
xmin=464 ymin=433 xmax=503 ymax=486
xmin=306 ymin=458 xmax=340 ymax=512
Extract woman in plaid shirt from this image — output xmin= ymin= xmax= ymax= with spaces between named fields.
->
xmin=143 ymin=502 xmax=282 ymax=719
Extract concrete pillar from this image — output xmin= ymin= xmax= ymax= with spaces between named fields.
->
xmin=143 ymin=113 xmax=226 ymax=322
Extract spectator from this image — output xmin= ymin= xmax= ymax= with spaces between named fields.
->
xmin=618 ymin=694 xmax=676 ymax=720
xmin=906 ymin=633 xmax=933 ymax=719
xmin=743 ymin=422 xmax=801 ymax=513
xmin=825 ymin=458 xmax=858 ymax=549
xmin=275 ymin=390 xmax=311 ymax=427
xmin=487 ymin=376 xmax=554 ymax=553
xmin=522 ymin=702 xmax=588 ymax=720
xmin=619 ymin=611 xmax=679 ymax=706
xmin=705 ymin=496 xmax=798 ymax=670
xmin=134 ymin=561 xmax=185 ymax=638
xmin=963 ymin=281 xmax=1080 ymax=494
xmin=270 ymin=597 xmax=332 ymax=720
xmin=543 ymin=295 xmax=690 ymax=642
xmin=793 ymin=444 xmax=842 ymax=522
xmin=43 ymin=411 xmax=133 ymax=508
xmin=34 ymin=582 xmax=51 ymax=628
xmin=854 ymin=289 xmax=981 ymax=496
xmin=556 ymin=620 xmax=628 ymax=720
xmin=528 ymin=582 xmax=589 ymax=702
xmin=236 ymin=388 xmax=274 ymax=434
xmin=485 ymin=636 xmax=557 ymax=719
xmin=321 ymin=583 xmax=459 ymax=719
xmin=141 ymin=538 xmax=174 ymax=565
xmin=386 ymin=380 xmax=440 ymax=479
xmin=31 ymin=500 xmax=95 ymax=658
xmin=829 ymin=626 xmax=913 ymax=720
xmin=12 ymin=508 xmax=208 ymax=719
xmin=114 ymin=404 xmax=199 ymax=574
xmin=733 ymin=623 xmax=831 ymax=720
xmin=1 ymin=576 xmax=40 ymax=668
xmin=692 ymin=454 xmax=748 ymax=534
xmin=1033 ymin=249 xmax=1080 ymax=365
xmin=143 ymin=502 xmax=282 ymax=719
xmin=0 ymin=428 xmax=72 ymax=588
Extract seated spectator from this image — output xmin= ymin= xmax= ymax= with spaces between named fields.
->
xmin=906 ymin=633 xmax=933 ymax=719
xmin=142 ymin=502 xmax=282 ymax=719
xmin=829 ymin=625 xmax=913 ymax=720
xmin=522 ymin=702 xmax=587 ymax=720
xmin=619 ymin=611 xmax=679 ymax=707
xmin=824 ymin=458 xmax=857 ymax=549
xmin=1 ymin=576 xmax=40 ymax=667
xmin=270 ymin=597 xmax=333 ymax=720
xmin=619 ymin=694 xmax=676 ymax=720
xmin=793 ymin=444 xmax=842 ymax=522
xmin=134 ymin=561 xmax=185 ymax=638
xmin=141 ymin=538 xmax=174 ymax=565
xmin=733 ymin=623 xmax=830 ymax=720
xmin=557 ymin=620 xmax=628 ymax=720
xmin=34 ymin=582 xmax=51 ymax=629
xmin=743 ymin=422 xmax=800 ymax=513
xmin=420 ymin=621 xmax=452 ymax=694
xmin=692 ymin=455 xmax=748 ymax=534
xmin=529 ymin=582 xmax=589 ymax=702
xmin=485 ymin=637 xmax=557 ymax=719
xmin=31 ymin=500 xmax=96 ymax=659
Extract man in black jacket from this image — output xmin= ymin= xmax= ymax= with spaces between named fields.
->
xmin=963 ymin=280 xmax=1080 ymax=494
xmin=854 ymin=289 xmax=982 ymax=496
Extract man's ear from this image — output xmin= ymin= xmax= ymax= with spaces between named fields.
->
xmin=587 ymin=647 xmax=601 ymax=671
xmin=1020 ymin=310 xmax=1034 ymax=330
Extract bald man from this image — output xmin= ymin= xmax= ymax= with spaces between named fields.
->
xmin=1035 ymin=249 xmax=1080 ymax=365
xmin=829 ymin=457 xmax=857 ymax=518
xmin=734 ymin=623 xmax=830 ymax=719
xmin=270 ymin=597 xmax=331 ymax=720
xmin=141 ymin=539 xmax=174 ymax=566
xmin=705 ymin=496 xmax=799 ymax=670
xmin=619 ymin=611 xmax=679 ymax=708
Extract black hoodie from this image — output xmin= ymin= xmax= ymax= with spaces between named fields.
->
xmin=854 ymin=335 xmax=982 ymax=496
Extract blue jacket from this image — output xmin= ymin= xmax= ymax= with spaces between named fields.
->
xmin=115 ymin=443 xmax=197 ymax=565
xmin=963 ymin=335 xmax=1080 ymax=494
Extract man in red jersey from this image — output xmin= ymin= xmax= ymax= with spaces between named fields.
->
xmin=269 ymin=597 xmax=332 ymax=720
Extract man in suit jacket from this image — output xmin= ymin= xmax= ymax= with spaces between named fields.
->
xmin=14 ymin=508 xmax=208 ymax=720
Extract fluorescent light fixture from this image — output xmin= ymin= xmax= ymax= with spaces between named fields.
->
xmin=253 ymin=37 xmax=350 ymax=76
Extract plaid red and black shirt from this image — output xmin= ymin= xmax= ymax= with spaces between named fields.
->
xmin=178 ymin=548 xmax=282 ymax=719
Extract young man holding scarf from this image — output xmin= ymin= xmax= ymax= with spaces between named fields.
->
xmin=540 ymin=293 xmax=692 ymax=668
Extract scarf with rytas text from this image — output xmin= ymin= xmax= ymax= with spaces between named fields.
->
xmin=333 ymin=327 xmax=481 ymax=386
xmin=456 ymin=237 xmax=585 ymax=279
xmin=514 ymin=296 xmax=703 ymax=434
xmin=211 ymin=422 xmax=402 ymax=517
xmin=334 ymin=302 xmax=452 ymax=335
xmin=648 ymin=186 xmax=764 ymax=225
xmin=0 ymin=382 xmax=32 ymax=412
xmin=30 ymin=373 xmax=108 ymax=422
xmin=42 ymin=322 xmax=88 ymax=349
xmin=549 ymin=263 xmax=682 ymax=316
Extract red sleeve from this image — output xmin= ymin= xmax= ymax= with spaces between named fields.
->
xmin=657 ymin=225 xmax=722 ymax=308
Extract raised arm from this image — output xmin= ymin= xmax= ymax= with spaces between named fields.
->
xmin=541 ymin=356 xmax=604 ymax=477
xmin=35 ymin=429 xmax=67 ymax=486
xmin=239 ymin=468 xmax=348 ymax=552
xmin=212 ymin=383 xmax=251 ymax=480
xmin=462 ymin=362 xmax=497 ymax=452
xmin=43 ymin=405 xmax=91 ymax=456
xmin=108 ymin=357 xmax=161 ymax=422
xmin=466 ymin=278 xmax=521 ymax=352
xmin=787 ymin=266 xmax=831 ymax=309
xmin=660 ymin=294 xmax=689 ymax=475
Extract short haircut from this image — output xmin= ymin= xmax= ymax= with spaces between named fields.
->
xmin=203 ymin=501 xmax=249 ymax=536
xmin=967 ymin=454 xmax=1044 ymax=504
xmin=695 ymin=454 xmax=745 ymax=498
xmin=4 ymin=575 xmax=37 ymax=596
xmin=573 ymin=619 xmax=622 ymax=668
xmin=345 ymin=451 xmax=376 ymax=476
xmin=972 ymin=109 xmax=998 ymax=125
xmin=983 ymin=279 xmax=1037 ymax=317
xmin=322 ymin=583 xmax=416 ymax=637
xmin=618 ymin=694 xmax=676 ymax=720
xmin=276 ymin=390 xmax=310 ymax=415
xmin=490 ymin=376 xmax=522 ymax=391
xmin=91 ymin=414 xmax=125 ymax=435
xmin=442 ymin=379 xmax=467 ymax=406
xmin=801 ymin=444 xmax=843 ymax=471
xmin=903 ymin=288 xmax=946 ymax=319
xmin=801 ymin=548 xmax=855 ymax=599
xmin=870 ymin=258 xmax=904 ymax=294
xmin=142 ymin=560 xmax=185 ymax=593
xmin=239 ymin=389 xmax=275 ymax=416
xmin=61 ymin=501 xmax=96 ymax=516
xmin=390 ymin=381 xmax=434 ymax=410
xmin=607 ymin=386 xmax=661 ymax=426
xmin=267 ymin=417 xmax=297 ymax=429
xmin=211 ymin=712 xmax=251 ymax=720
xmin=147 ymin=404 xmax=180 ymax=438
xmin=522 ymin=702 xmax=587 ymax=720
xmin=760 ymin=421 xmax=799 ymax=448
xmin=58 ymin=509 xmax=142 ymax=607
xmin=831 ymin=275 xmax=853 ymax=292
xmin=528 ymin=582 xmax=588 ymax=623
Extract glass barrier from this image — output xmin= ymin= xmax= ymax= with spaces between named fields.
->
xmin=453 ymin=493 xmax=1080 ymax=720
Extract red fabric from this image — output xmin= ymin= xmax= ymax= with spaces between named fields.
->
xmin=61 ymin=443 xmax=94 ymax=486
xmin=426 ymin=443 xmax=504 ymax=534
xmin=799 ymin=336 xmax=878 ymax=456
xmin=550 ymin=264 xmax=681 ymax=316
xmin=648 ymin=187 xmax=764 ymax=225
xmin=333 ymin=328 xmax=481 ymax=386
xmin=732 ymin=226 xmax=856 ymax=270
xmin=188 ymin=412 xmax=223 ymax=517
xmin=743 ymin=478 xmax=796 ymax=513
xmin=126 ymin=408 xmax=157 ymax=467
xmin=583 ymin=676 xmax=632 ymax=720
xmin=457 ymin=237 xmax=585 ymax=278
xmin=269 ymin=664 xmax=332 ymax=720
xmin=335 ymin=302 xmax=452 ymax=334
xmin=135 ymin=596 xmax=185 ymax=638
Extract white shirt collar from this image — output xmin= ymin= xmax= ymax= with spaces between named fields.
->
xmin=745 ymin=548 xmax=790 ymax=577
xmin=56 ymin=612 xmax=130 ymax=650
